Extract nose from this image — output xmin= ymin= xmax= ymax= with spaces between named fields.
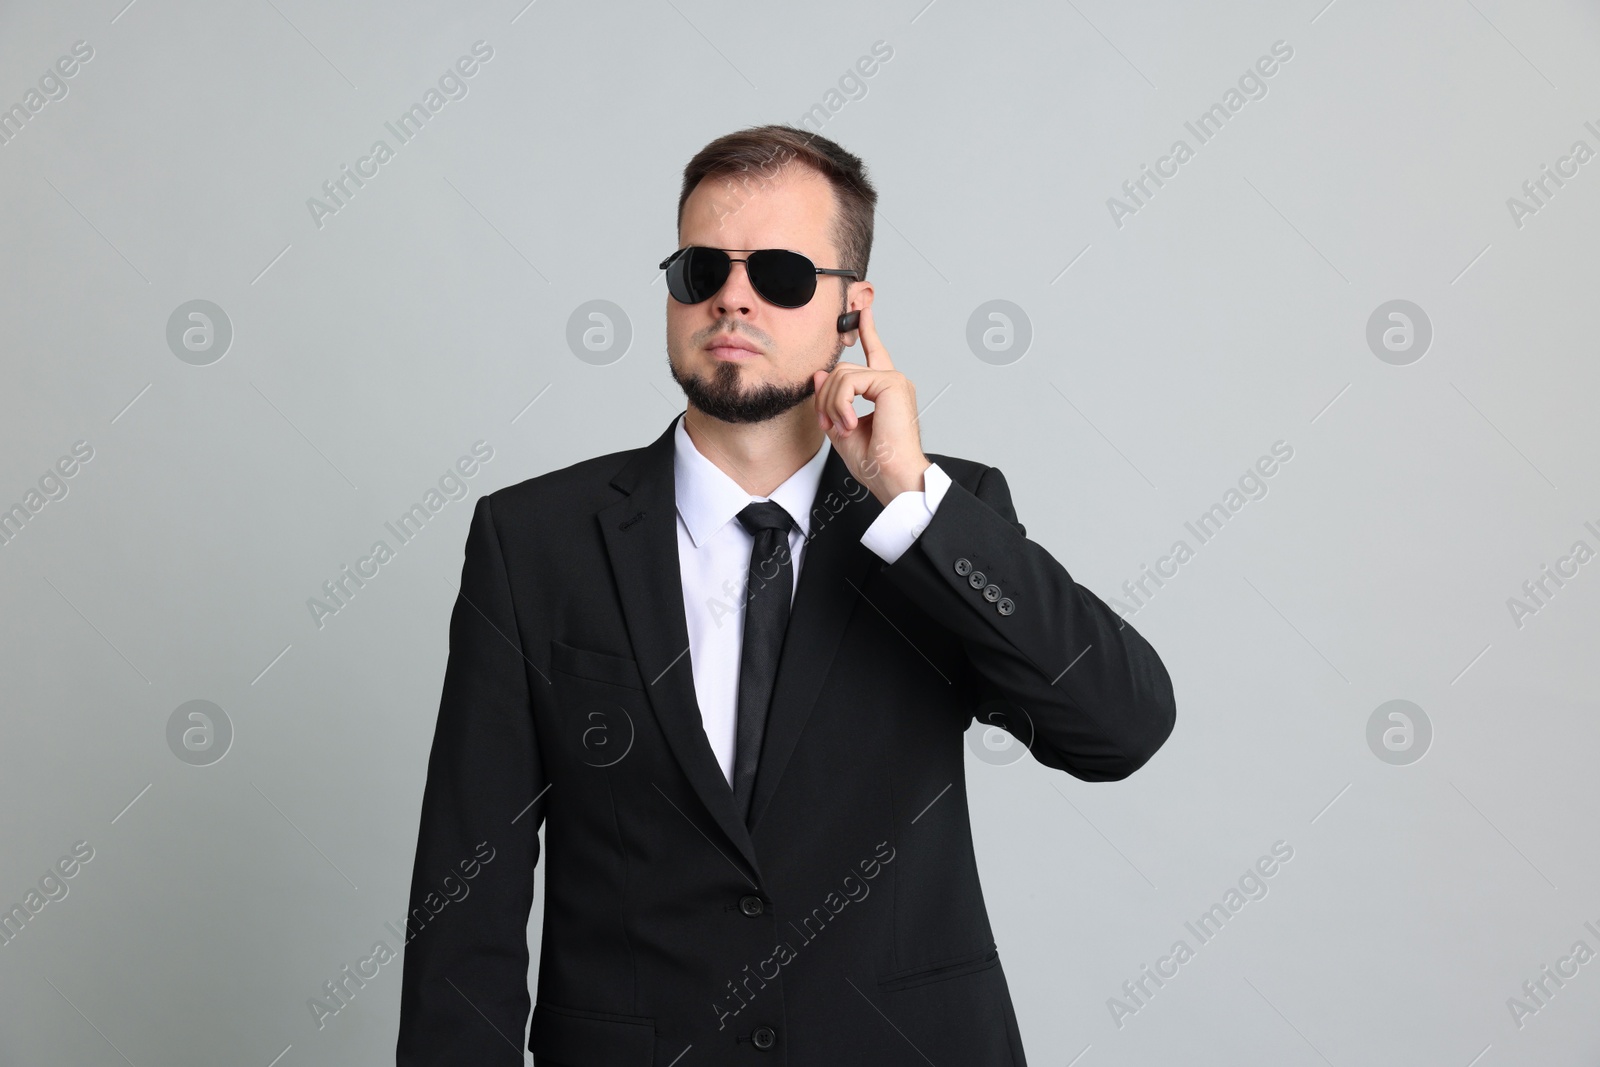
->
xmin=713 ymin=258 xmax=756 ymax=318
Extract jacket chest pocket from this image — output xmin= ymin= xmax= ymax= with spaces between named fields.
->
xmin=879 ymin=942 xmax=1000 ymax=991
xmin=548 ymin=640 xmax=647 ymax=770
xmin=550 ymin=640 xmax=645 ymax=690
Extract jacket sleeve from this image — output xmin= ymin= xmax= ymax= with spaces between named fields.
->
xmin=878 ymin=465 xmax=1176 ymax=781
xmin=397 ymin=494 xmax=546 ymax=1064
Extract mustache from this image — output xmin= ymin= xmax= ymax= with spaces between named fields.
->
xmin=698 ymin=322 xmax=772 ymax=346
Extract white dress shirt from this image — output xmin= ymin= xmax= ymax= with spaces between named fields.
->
xmin=672 ymin=412 xmax=952 ymax=785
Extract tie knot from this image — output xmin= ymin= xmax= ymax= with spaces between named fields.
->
xmin=737 ymin=500 xmax=794 ymax=537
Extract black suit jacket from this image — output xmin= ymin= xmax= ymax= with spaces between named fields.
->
xmin=396 ymin=414 xmax=1175 ymax=1066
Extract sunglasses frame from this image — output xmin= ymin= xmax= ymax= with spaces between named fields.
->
xmin=657 ymin=246 xmax=862 ymax=309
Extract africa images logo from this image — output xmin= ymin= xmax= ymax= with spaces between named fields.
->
xmin=305 ymin=41 xmax=494 ymax=230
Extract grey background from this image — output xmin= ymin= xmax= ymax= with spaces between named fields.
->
xmin=2 ymin=0 xmax=1598 ymax=1063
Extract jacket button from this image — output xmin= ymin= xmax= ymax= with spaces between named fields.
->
xmin=752 ymin=1026 xmax=777 ymax=1049
xmin=983 ymin=583 xmax=1001 ymax=602
xmin=968 ymin=570 xmax=986 ymax=589
xmin=739 ymin=895 xmax=764 ymax=916
xmin=997 ymin=597 xmax=1015 ymax=616
xmin=954 ymin=558 xmax=972 ymax=576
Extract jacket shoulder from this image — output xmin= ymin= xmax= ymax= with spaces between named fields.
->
xmin=925 ymin=452 xmax=988 ymax=491
xmin=481 ymin=444 xmax=637 ymax=523
xmin=925 ymin=452 xmax=1024 ymax=534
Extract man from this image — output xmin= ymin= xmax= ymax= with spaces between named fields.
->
xmin=396 ymin=124 xmax=1175 ymax=1066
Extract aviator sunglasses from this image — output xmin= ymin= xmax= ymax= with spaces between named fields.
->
xmin=658 ymin=246 xmax=862 ymax=310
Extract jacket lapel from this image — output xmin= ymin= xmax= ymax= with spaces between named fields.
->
xmin=598 ymin=414 xmax=886 ymax=873
xmin=746 ymin=446 xmax=882 ymax=832
xmin=599 ymin=416 xmax=762 ymax=878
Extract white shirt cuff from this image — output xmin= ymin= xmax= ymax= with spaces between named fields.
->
xmin=860 ymin=462 xmax=951 ymax=564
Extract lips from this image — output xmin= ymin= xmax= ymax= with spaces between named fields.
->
xmin=706 ymin=335 xmax=761 ymax=360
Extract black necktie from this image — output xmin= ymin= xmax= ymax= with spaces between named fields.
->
xmin=731 ymin=500 xmax=796 ymax=824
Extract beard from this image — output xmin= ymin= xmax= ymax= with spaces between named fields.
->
xmin=669 ymin=332 xmax=844 ymax=425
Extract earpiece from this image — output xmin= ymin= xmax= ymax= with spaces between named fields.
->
xmin=837 ymin=310 xmax=860 ymax=333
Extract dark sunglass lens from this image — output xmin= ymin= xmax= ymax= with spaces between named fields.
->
xmin=664 ymin=250 xmax=689 ymax=302
xmin=675 ymin=247 xmax=732 ymax=303
xmin=748 ymin=249 xmax=817 ymax=308
xmin=669 ymin=247 xmax=731 ymax=303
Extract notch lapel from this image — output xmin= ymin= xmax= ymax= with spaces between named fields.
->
xmin=599 ymin=416 xmax=762 ymax=879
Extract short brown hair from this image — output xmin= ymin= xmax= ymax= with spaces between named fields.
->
xmin=676 ymin=124 xmax=878 ymax=281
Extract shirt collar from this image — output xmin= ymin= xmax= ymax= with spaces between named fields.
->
xmin=673 ymin=411 xmax=830 ymax=548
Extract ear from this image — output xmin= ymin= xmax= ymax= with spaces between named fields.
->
xmin=841 ymin=281 xmax=874 ymax=347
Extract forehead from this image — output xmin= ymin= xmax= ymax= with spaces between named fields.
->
xmin=680 ymin=164 xmax=838 ymax=261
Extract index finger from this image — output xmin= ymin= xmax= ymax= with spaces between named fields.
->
xmin=858 ymin=305 xmax=893 ymax=372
